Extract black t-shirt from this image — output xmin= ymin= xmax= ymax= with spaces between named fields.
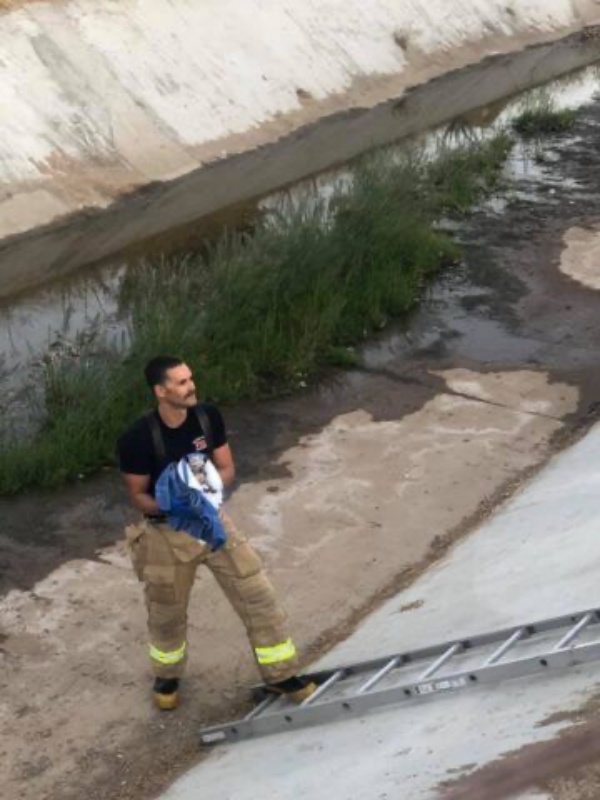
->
xmin=117 ymin=403 xmax=227 ymax=495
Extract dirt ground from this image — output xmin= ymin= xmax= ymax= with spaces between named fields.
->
xmin=4 ymin=92 xmax=600 ymax=800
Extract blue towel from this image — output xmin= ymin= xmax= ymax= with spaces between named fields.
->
xmin=155 ymin=461 xmax=226 ymax=551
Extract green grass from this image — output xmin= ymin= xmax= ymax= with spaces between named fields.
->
xmin=511 ymin=91 xmax=578 ymax=139
xmin=0 ymin=133 xmax=513 ymax=494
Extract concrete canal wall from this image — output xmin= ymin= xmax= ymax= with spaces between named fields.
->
xmin=2 ymin=0 xmax=600 ymax=296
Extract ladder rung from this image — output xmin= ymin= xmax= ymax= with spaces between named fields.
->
xmin=244 ymin=695 xmax=278 ymax=721
xmin=357 ymin=657 xmax=400 ymax=695
xmin=419 ymin=643 xmax=461 ymax=680
xmin=484 ymin=628 xmax=525 ymax=666
xmin=300 ymin=669 xmax=345 ymax=707
xmin=553 ymin=613 xmax=594 ymax=651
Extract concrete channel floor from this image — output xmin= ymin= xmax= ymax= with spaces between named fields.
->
xmin=161 ymin=421 xmax=600 ymax=800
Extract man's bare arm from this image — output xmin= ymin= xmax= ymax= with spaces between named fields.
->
xmin=122 ymin=473 xmax=160 ymax=515
xmin=212 ymin=443 xmax=236 ymax=488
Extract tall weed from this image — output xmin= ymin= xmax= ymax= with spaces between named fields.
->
xmin=0 ymin=133 xmax=512 ymax=493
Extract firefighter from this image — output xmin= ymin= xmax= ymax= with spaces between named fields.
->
xmin=117 ymin=355 xmax=315 ymax=710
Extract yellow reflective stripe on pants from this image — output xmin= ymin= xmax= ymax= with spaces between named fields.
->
xmin=255 ymin=638 xmax=297 ymax=665
xmin=149 ymin=641 xmax=187 ymax=665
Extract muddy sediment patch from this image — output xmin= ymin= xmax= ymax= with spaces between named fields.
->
xmin=438 ymin=693 xmax=600 ymax=800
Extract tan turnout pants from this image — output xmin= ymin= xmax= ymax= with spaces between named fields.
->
xmin=125 ymin=510 xmax=299 ymax=683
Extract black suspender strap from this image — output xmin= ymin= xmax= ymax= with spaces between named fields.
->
xmin=193 ymin=403 xmax=214 ymax=453
xmin=146 ymin=404 xmax=214 ymax=468
xmin=146 ymin=411 xmax=167 ymax=469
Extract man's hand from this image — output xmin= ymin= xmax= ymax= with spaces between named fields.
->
xmin=122 ymin=473 xmax=161 ymax=516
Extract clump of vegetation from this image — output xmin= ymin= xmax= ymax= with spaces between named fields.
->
xmin=512 ymin=91 xmax=577 ymax=138
xmin=0 ymin=133 xmax=513 ymax=494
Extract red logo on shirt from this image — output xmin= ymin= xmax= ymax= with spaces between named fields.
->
xmin=193 ymin=436 xmax=208 ymax=451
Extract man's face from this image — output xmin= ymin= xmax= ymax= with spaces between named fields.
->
xmin=156 ymin=363 xmax=197 ymax=408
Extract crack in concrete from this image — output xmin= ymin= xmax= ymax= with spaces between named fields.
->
xmin=355 ymin=364 xmax=566 ymax=422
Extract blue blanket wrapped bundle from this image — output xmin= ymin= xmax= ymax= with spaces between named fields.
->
xmin=155 ymin=461 xmax=226 ymax=551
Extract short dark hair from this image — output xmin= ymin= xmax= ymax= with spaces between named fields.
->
xmin=144 ymin=356 xmax=183 ymax=389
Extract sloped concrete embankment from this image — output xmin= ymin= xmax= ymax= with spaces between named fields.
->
xmin=2 ymin=0 xmax=600 ymax=297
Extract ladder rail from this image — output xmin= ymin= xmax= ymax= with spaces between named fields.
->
xmin=201 ymin=637 xmax=600 ymax=744
xmin=201 ymin=608 xmax=600 ymax=745
xmin=253 ymin=608 xmax=600 ymax=692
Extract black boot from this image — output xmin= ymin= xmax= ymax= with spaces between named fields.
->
xmin=265 ymin=676 xmax=317 ymax=703
xmin=153 ymin=677 xmax=180 ymax=710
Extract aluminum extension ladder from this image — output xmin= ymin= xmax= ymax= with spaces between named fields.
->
xmin=199 ymin=608 xmax=600 ymax=745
